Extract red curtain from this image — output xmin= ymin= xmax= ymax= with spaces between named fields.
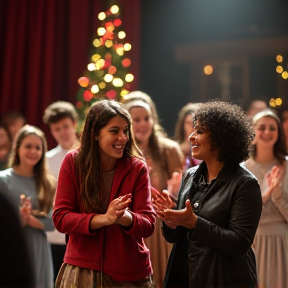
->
xmin=0 ymin=0 xmax=141 ymax=148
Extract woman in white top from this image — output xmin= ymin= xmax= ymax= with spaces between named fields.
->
xmin=242 ymin=108 xmax=288 ymax=288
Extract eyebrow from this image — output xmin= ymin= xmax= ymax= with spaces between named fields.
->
xmin=108 ymin=125 xmax=128 ymax=129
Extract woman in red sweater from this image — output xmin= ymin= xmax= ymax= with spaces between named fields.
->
xmin=53 ymin=100 xmax=156 ymax=287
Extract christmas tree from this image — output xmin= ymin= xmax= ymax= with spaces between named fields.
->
xmin=76 ymin=4 xmax=133 ymax=124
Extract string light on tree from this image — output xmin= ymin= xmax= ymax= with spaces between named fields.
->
xmin=76 ymin=4 xmax=133 ymax=123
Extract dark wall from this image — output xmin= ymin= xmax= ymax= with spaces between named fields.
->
xmin=139 ymin=0 xmax=288 ymax=136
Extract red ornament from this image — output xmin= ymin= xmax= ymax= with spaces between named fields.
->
xmin=76 ymin=101 xmax=83 ymax=109
xmin=114 ymin=19 xmax=122 ymax=27
xmin=83 ymin=90 xmax=93 ymax=102
xmin=106 ymin=90 xmax=117 ymax=99
xmin=122 ymin=59 xmax=131 ymax=67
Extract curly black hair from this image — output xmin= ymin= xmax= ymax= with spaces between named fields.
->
xmin=193 ymin=100 xmax=254 ymax=164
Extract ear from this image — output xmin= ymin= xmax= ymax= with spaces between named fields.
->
xmin=94 ymin=135 xmax=99 ymax=141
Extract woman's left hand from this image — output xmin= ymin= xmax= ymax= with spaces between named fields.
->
xmin=155 ymin=199 xmax=197 ymax=229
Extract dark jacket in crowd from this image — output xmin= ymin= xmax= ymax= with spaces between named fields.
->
xmin=162 ymin=162 xmax=262 ymax=288
xmin=0 ymin=192 xmax=34 ymax=288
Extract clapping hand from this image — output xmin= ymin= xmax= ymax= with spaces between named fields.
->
xmin=167 ymin=172 xmax=182 ymax=202
xmin=266 ymin=165 xmax=284 ymax=199
xmin=19 ymin=195 xmax=32 ymax=226
xmin=155 ymin=199 xmax=197 ymax=229
xmin=266 ymin=165 xmax=284 ymax=189
xmin=106 ymin=194 xmax=132 ymax=225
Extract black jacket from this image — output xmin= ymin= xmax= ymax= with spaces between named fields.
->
xmin=162 ymin=162 xmax=262 ymax=288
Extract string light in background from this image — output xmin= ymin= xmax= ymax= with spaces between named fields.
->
xmin=276 ymin=54 xmax=288 ymax=80
xmin=269 ymin=97 xmax=283 ymax=108
xmin=271 ymin=54 xmax=287 ymax=109
xmin=204 ymin=65 xmax=213 ymax=75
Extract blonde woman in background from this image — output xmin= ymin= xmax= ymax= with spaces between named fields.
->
xmin=242 ymin=109 xmax=288 ymax=288
xmin=122 ymin=91 xmax=183 ymax=288
xmin=0 ymin=125 xmax=56 ymax=288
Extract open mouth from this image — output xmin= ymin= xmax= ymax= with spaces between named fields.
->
xmin=113 ymin=145 xmax=125 ymax=150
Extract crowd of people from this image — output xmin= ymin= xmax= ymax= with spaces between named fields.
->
xmin=0 ymin=94 xmax=288 ymax=288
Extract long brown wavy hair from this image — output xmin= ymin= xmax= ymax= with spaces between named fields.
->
xmin=9 ymin=125 xmax=55 ymax=213
xmin=76 ymin=100 xmax=143 ymax=213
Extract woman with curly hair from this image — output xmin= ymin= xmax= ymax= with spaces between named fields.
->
xmin=154 ymin=100 xmax=262 ymax=288
xmin=242 ymin=109 xmax=288 ymax=288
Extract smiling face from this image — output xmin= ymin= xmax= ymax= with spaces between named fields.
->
xmin=189 ymin=123 xmax=218 ymax=161
xmin=128 ymin=106 xmax=154 ymax=143
xmin=253 ymin=116 xmax=278 ymax=149
xmin=17 ymin=134 xmax=43 ymax=168
xmin=97 ymin=115 xmax=129 ymax=163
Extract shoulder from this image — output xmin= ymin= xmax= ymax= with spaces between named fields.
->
xmin=239 ymin=160 xmax=257 ymax=179
xmin=240 ymin=158 xmax=254 ymax=169
xmin=238 ymin=164 xmax=258 ymax=181
xmin=158 ymin=137 xmax=183 ymax=160
xmin=0 ymin=168 xmax=13 ymax=179
xmin=120 ymin=156 xmax=147 ymax=171
xmin=60 ymin=149 xmax=78 ymax=169
xmin=46 ymin=146 xmax=60 ymax=158
xmin=0 ymin=169 xmax=14 ymax=192
xmin=158 ymin=137 xmax=181 ymax=150
xmin=64 ymin=148 xmax=78 ymax=159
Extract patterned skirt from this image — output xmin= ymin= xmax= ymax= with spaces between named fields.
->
xmin=55 ymin=263 xmax=154 ymax=288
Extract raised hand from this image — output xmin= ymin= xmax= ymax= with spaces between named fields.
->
xmin=167 ymin=171 xmax=182 ymax=200
xmin=155 ymin=199 xmax=197 ymax=229
xmin=267 ymin=165 xmax=284 ymax=189
xmin=106 ymin=194 xmax=132 ymax=225
xmin=19 ymin=195 xmax=32 ymax=226
xmin=267 ymin=165 xmax=284 ymax=199
xmin=153 ymin=189 xmax=176 ymax=210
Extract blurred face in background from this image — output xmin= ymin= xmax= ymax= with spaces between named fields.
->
xmin=49 ymin=117 xmax=77 ymax=150
xmin=8 ymin=118 xmax=25 ymax=141
xmin=17 ymin=134 xmax=43 ymax=168
xmin=128 ymin=105 xmax=154 ymax=144
xmin=247 ymin=100 xmax=267 ymax=117
xmin=253 ymin=116 xmax=278 ymax=149
xmin=183 ymin=113 xmax=194 ymax=140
